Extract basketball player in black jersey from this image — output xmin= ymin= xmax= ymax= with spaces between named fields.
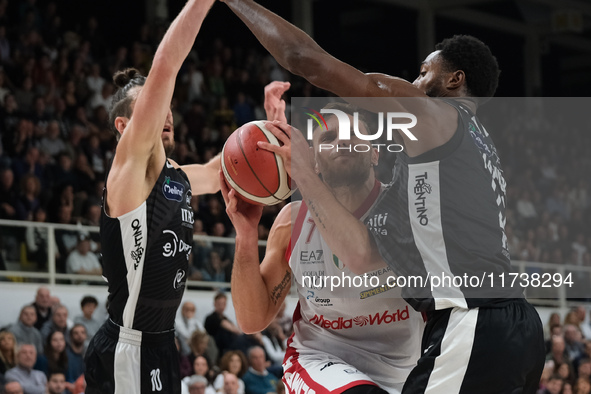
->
xmin=84 ymin=1 xmax=219 ymax=393
xmin=218 ymin=1 xmax=546 ymax=393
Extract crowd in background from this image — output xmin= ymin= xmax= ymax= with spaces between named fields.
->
xmin=2 ymin=287 xmax=591 ymax=394
xmin=0 ymin=287 xmax=289 ymax=393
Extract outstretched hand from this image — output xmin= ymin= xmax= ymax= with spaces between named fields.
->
xmin=258 ymin=121 xmax=315 ymax=183
xmin=219 ymin=171 xmax=264 ymax=233
xmin=264 ymin=81 xmax=290 ymax=123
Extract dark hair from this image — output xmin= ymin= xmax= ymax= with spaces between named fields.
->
xmin=218 ymin=350 xmax=248 ymax=377
xmin=214 ymin=292 xmax=227 ymax=301
xmin=435 ymin=35 xmax=500 ymax=98
xmin=108 ymin=68 xmax=146 ymax=138
xmin=45 ymin=330 xmax=68 ymax=374
xmin=80 ymin=295 xmax=98 ymax=308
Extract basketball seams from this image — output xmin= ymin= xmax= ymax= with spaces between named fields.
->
xmin=221 ymin=120 xmax=294 ymax=205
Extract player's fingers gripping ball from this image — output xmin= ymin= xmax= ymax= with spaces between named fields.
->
xmin=222 ymin=120 xmax=294 ymax=205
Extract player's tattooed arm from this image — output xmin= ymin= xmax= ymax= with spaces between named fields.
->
xmin=270 ymin=270 xmax=291 ymax=305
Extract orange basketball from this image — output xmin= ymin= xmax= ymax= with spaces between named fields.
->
xmin=221 ymin=121 xmax=293 ymax=205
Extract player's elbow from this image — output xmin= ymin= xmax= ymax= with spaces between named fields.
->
xmin=284 ymin=48 xmax=323 ymax=79
xmin=236 ymin=318 xmax=265 ymax=334
xmin=344 ymin=248 xmax=376 ymax=275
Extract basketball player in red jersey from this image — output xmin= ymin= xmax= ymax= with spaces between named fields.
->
xmin=222 ymin=82 xmax=423 ymax=394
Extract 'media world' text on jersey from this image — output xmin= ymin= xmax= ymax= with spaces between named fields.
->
xmin=288 ymin=181 xmax=424 ymax=392
xmin=101 ymin=160 xmax=194 ymax=331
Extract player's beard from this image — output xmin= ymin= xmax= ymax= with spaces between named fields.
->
xmin=321 ymin=154 xmax=372 ymax=189
xmin=163 ymin=139 xmax=175 ymax=157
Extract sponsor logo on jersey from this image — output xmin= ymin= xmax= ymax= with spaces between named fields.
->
xmin=304 ymin=289 xmax=333 ymax=306
xmin=302 ymin=270 xmax=325 ymax=290
xmin=309 ymin=306 xmax=410 ymax=330
xmin=367 ymin=212 xmax=388 ymax=236
xmin=173 ymin=268 xmax=186 ymax=290
xmin=130 ymin=219 xmax=144 ymax=269
xmin=162 ymin=176 xmax=185 ymax=202
xmin=320 ymin=362 xmax=336 ymax=371
xmin=469 ymin=123 xmax=500 ymax=164
xmin=332 ymin=254 xmax=343 ymax=270
xmin=414 ymin=172 xmax=431 ymax=226
xmin=162 ymin=229 xmax=192 ymax=261
xmin=299 ymin=250 xmax=324 ymax=265
xmin=181 ymin=208 xmax=194 ymax=228
xmin=359 ymin=283 xmax=396 ymax=299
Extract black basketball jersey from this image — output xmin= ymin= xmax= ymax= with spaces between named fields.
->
xmin=100 ymin=160 xmax=194 ymax=331
xmin=366 ymin=99 xmax=522 ymax=312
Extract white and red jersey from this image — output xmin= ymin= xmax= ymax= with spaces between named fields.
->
xmin=285 ymin=180 xmax=424 ymax=393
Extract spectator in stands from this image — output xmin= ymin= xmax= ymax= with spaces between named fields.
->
xmin=213 ymin=351 xmax=247 ymax=394
xmin=15 ymin=173 xmax=41 ymax=221
xmin=261 ymin=321 xmax=286 ymax=368
xmin=5 ymin=344 xmax=46 ymax=394
xmin=0 ymin=167 xmax=17 ymax=220
xmin=565 ymin=324 xmax=586 ymax=361
xmin=186 ymin=374 xmax=215 ymax=394
xmin=176 ymin=337 xmax=193 ymax=379
xmin=575 ymin=306 xmax=591 ymax=340
xmin=12 ymin=146 xmax=43 ymax=185
xmin=73 ymin=296 xmax=101 ymax=341
xmin=574 ymin=377 xmax=591 ymax=394
xmin=555 ymin=361 xmax=575 ymax=386
xmin=33 ymin=331 xmax=68 ymax=379
xmin=40 ymin=305 xmax=69 ymax=344
xmin=577 ymin=358 xmax=590 ymax=382
xmin=65 ymin=324 xmax=86 ymax=389
xmin=85 ymin=63 xmax=105 ymax=97
xmin=188 ymin=331 xmax=218 ymax=369
xmin=24 ymin=207 xmax=49 ymax=270
xmin=547 ymin=335 xmax=570 ymax=366
xmin=72 ymin=153 xmax=96 ymax=196
xmin=0 ymin=331 xmax=17 ymax=376
xmin=48 ymin=153 xmax=76 ymax=193
xmin=38 ymin=121 xmax=66 ymax=162
xmin=273 ymin=302 xmax=292 ymax=338
xmin=65 ymin=234 xmax=101 ymax=276
xmin=176 ymin=301 xmax=205 ymax=356
xmin=191 ymin=355 xmax=213 ymax=383
xmin=8 ymin=305 xmax=43 ymax=355
xmin=2 ymin=381 xmax=24 ymax=394
xmin=204 ymin=293 xmax=240 ymax=356
xmin=221 ymin=373 xmax=241 ymax=394
xmin=538 ymin=374 xmax=563 ymax=394
xmin=46 ymin=371 xmax=66 ymax=394
xmin=545 ymin=313 xmax=562 ymax=341
xmin=202 ymin=251 xmax=228 ymax=283
xmin=31 ymin=287 xmax=52 ymax=331
xmin=241 ymin=346 xmax=278 ymax=394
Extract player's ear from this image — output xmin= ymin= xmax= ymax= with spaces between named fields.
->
xmin=114 ymin=116 xmax=129 ymax=135
xmin=371 ymin=148 xmax=379 ymax=167
xmin=446 ymin=70 xmax=465 ymax=91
